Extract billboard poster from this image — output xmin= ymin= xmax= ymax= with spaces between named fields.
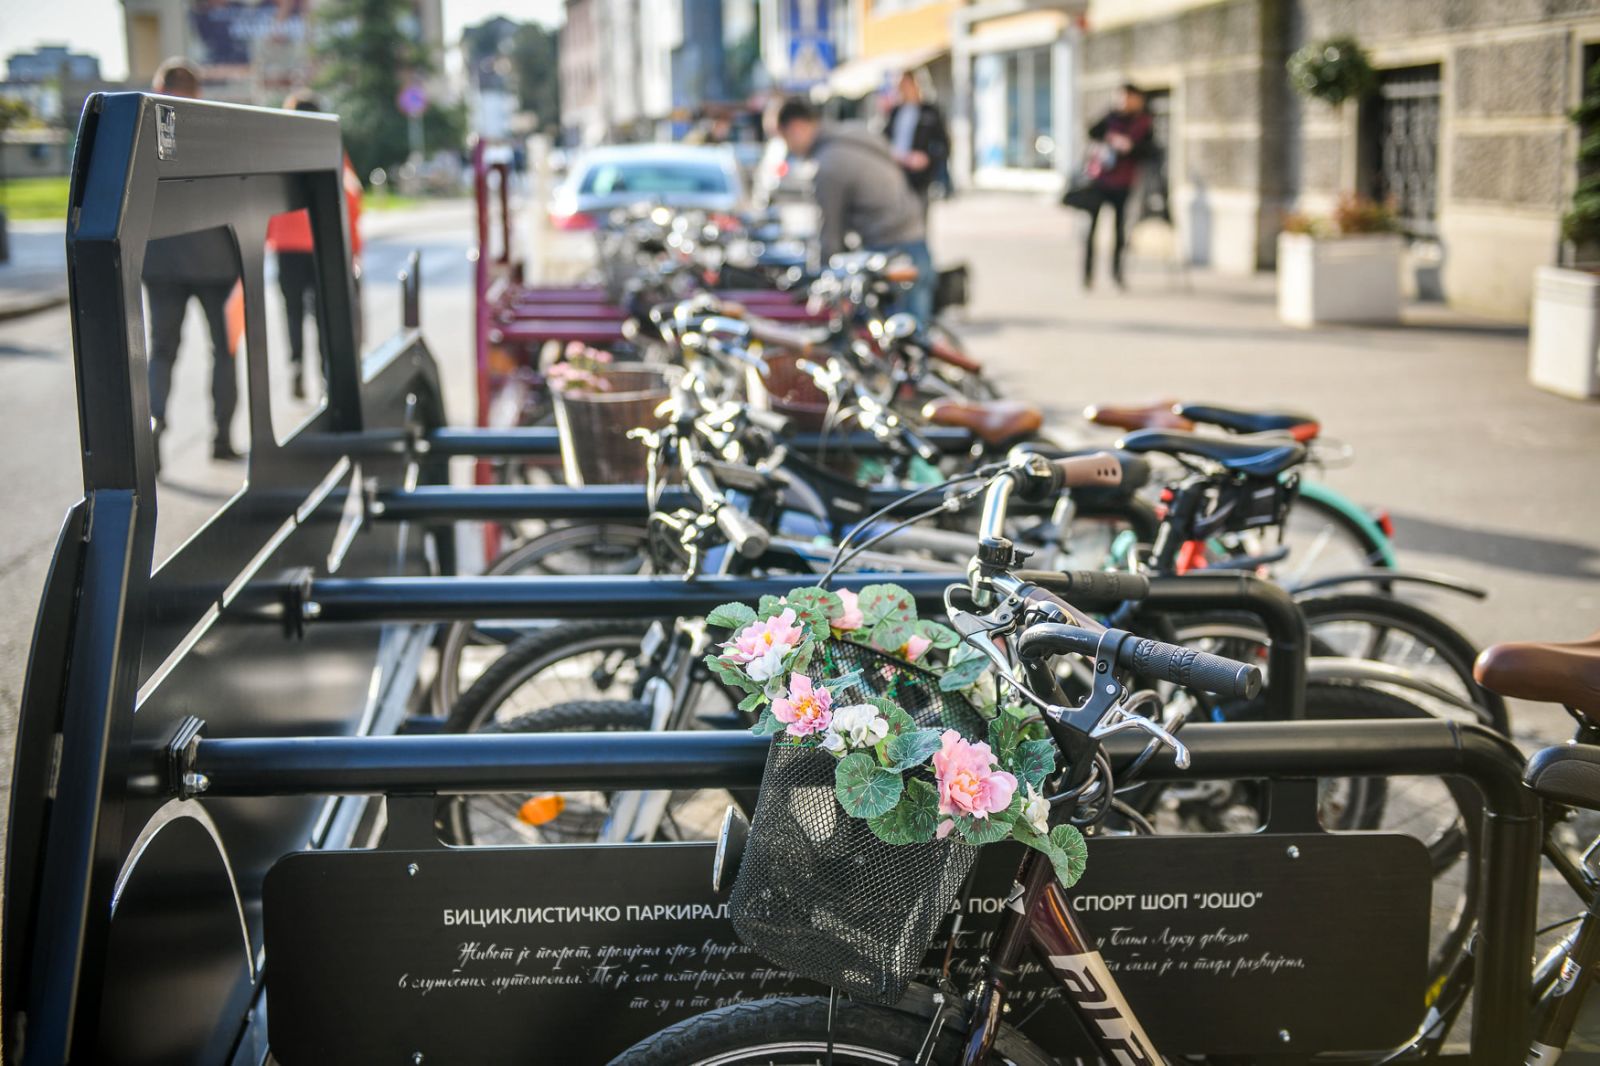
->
xmin=188 ymin=0 xmax=307 ymax=75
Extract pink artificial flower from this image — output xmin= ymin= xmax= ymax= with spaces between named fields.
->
xmin=902 ymin=634 xmax=933 ymax=661
xmin=723 ymin=609 xmax=807 ymax=682
xmin=833 ymin=589 xmax=865 ymax=632
xmin=772 ymin=674 xmax=834 ymax=737
xmin=933 ymin=730 xmax=1017 ymax=822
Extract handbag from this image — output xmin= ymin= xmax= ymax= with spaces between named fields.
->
xmin=1061 ymin=179 xmax=1105 ymax=214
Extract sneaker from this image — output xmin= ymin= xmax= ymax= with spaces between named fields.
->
xmin=212 ymin=438 xmax=242 ymax=462
xmin=292 ymin=374 xmax=306 ymax=400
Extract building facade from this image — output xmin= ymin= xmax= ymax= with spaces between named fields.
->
xmin=1 ymin=45 xmax=112 ymax=126
xmin=1082 ymin=0 xmax=1600 ymax=319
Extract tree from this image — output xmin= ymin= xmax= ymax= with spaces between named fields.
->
xmin=510 ymin=22 xmax=560 ymax=133
xmin=1565 ymin=60 xmax=1600 ymax=256
xmin=314 ymin=0 xmax=431 ymax=180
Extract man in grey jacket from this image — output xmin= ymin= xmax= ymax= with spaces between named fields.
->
xmin=776 ymin=98 xmax=935 ymax=323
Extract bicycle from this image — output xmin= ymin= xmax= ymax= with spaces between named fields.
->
xmin=606 ymin=454 xmax=1490 ymax=1064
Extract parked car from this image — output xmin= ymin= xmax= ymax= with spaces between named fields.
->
xmin=549 ymin=144 xmax=744 ymax=231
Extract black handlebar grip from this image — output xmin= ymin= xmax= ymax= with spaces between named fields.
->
xmin=1013 ymin=569 xmax=1151 ymax=606
xmin=1119 ymin=638 xmax=1263 ymax=700
xmin=716 ymin=506 xmax=771 ymax=559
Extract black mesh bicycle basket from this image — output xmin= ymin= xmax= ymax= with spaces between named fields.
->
xmin=727 ymin=639 xmax=987 ymax=1005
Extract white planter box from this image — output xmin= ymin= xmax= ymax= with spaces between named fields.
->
xmin=1277 ymin=232 xmax=1404 ymax=327
xmin=1529 ymin=265 xmax=1600 ymax=400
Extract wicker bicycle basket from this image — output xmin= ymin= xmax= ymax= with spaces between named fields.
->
xmin=550 ymin=363 xmax=671 ymax=485
xmin=727 ymin=639 xmax=987 ymax=1005
xmin=745 ymin=351 xmax=831 ymax=432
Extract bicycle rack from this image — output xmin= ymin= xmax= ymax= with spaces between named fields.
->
xmin=1 ymin=91 xmax=1542 ymax=1066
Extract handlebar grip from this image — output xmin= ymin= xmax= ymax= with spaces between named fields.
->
xmin=716 ymin=506 xmax=771 ymax=560
xmin=747 ymin=317 xmax=819 ymax=355
xmin=1118 ymin=638 xmax=1262 ymax=701
xmin=1053 ymin=452 xmax=1124 ymax=490
xmin=1013 ymin=569 xmax=1151 ymax=606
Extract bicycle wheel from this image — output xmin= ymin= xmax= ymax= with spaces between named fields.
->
xmin=439 ymin=699 xmax=731 ymax=848
xmin=430 ymin=522 xmax=653 ymax=717
xmin=609 ymin=995 xmax=1054 ymax=1066
xmin=1299 ymin=592 xmax=1509 ymax=734
xmin=1273 ymin=491 xmax=1391 ymax=586
xmin=446 ymin=619 xmax=652 ymax=732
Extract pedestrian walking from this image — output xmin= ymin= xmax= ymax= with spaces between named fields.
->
xmin=265 ymin=91 xmax=364 ymax=399
xmin=145 ymin=57 xmax=242 ymax=464
xmin=883 ymin=70 xmax=949 ymax=222
xmin=1078 ymin=83 xmax=1153 ymax=290
xmin=775 ymin=97 xmax=935 ymax=323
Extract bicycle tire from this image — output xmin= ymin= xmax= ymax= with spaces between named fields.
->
xmin=1275 ymin=491 xmax=1392 ymax=583
xmin=440 ymin=699 xmax=652 ymax=847
xmin=1298 ymin=591 xmax=1509 ymax=734
xmin=608 ymin=993 xmax=1054 ymax=1066
xmin=429 ymin=522 xmax=653 ymax=717
xmin=446 ymin=619 xmax=652 ymax=733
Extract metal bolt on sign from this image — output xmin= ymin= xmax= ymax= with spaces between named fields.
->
xmin=407 ymin=863 xmax=419 ymax=877
xmin=1285 ymin=845 xmax=1300 ymax=859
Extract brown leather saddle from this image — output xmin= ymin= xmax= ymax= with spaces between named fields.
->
xmin=1475 ymin=630 xmax=1600 ymax=718
xmin=1477 ymin=631 xmax=1600 ymax=809
xmin=921 ymin=399 xmax=1043 ymax=447
xmin=1083 ymin=401 xmax=1193 ymax=433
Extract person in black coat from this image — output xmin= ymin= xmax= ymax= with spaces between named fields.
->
xmin=883 ymin=71 xmax=949 ymax=221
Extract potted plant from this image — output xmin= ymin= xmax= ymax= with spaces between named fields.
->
xmin=1276 ymin=194 xmax=1404 ymax=326
xmin=1529 ymin=60 xmax=1600 ymax=399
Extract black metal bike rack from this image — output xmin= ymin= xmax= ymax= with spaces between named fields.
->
xmin=422 ymin=425 xmax=978 ymax=458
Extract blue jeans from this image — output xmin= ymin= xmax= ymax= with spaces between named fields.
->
xmin=870 ymin=238 xmax=936 ymax=324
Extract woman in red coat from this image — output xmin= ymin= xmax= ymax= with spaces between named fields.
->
xmin=266 ymin=92 xmax=364 ymax=398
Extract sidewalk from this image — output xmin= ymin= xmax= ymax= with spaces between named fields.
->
xmin=0 ymin=220 xmax=67 ymax=321
xmin=931 ymin=191 xmax=1599 ymax=742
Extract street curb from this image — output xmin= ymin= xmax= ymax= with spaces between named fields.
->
xmin=0 ymin=288 xmax=69 ymax=323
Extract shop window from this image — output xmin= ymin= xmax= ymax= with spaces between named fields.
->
xmin=1001 ymin=46 xmax=1054 ymax=170
xmin=1139 ymin=88 xmax=1172 ymax=221
xmin=1359 ymin=65 xmax=1441 ymax=237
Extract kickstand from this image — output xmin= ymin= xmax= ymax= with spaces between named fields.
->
xmin=825 ymin=986 xmax=838 ymax=1066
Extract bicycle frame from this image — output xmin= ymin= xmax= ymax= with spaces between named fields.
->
xmin=962 ymin=846 xmax=1159 ymax=1064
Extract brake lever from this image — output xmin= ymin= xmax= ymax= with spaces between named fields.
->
xmin=946 ymin=601 xmax=1061 ymax=717
xmin=1091 ymin=707 xmax=1192 ymax=769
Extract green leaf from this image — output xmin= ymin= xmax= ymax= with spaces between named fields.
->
xmin=737 ymin=691 xmax=764 ymax=713
xmin=916 ymin=620 xmax=960 ymax=650
xmin=835 ymin=752 xmax=904 ymax=818
xmin=858 ymin=583 xmax=917 ymax=626
xmin=988 ymin=705 xmax=1029 ymax=761
xmin=868 ymin=779 xmax=940 ymax=844
xmin=1016 ymin=739 xmax=1057 ymax=789
xmin=884 ymin=728 xmax=943 ymax=771
xmin=788 ymin=641 xmax=814 ymax=677
xmin=705 ymin=654 xmax=759 ymax=694
xmin=870 ymin=619 xmax=917 ymax=654
xmin=757 ymin=595 xmax=786 ymax=618
xmin=706 ymin=602 xmax=757 ymax=630
xmin=751 ymin=709 xmax=785 ymax=736
xmin=939 ymin=651 xmax=991 ymax=692
xmin=870 ymin=697 xmax=918 ymax=737
xmin=787 ymin=586 xmax=844 ymax=622
xmin=1050 ymin=825 xmax=1089 ymax=887
xmin=957 ymin=813 xmax=1012 ymax=846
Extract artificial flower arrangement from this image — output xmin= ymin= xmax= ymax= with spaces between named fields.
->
xmin=545 ymin=341 xmax=615 ymax=395
xmin=704 ymin=582 xmax=1088 ymax=887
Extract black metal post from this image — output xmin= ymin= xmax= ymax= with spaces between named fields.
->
xmin=420 ymin=426 xmax=977 ymax=459
xmin=298 ymin=573 xmax=960 ymax=623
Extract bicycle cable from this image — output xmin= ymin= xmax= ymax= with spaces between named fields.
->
xmin=817 ymin=467 xmax=998 ymax=586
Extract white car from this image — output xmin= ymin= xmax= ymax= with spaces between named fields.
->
xmin=549 ymin=144 xmax=745 ymax=231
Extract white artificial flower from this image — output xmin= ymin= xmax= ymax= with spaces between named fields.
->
xmin=745 ymin=644 xmax=789 ymax=682
xmin=826 ymin=703 xmax=890 ymax=750
xmin=1024 ymin=783 xmax=1051 ymax=835
xmin=820 ymin=730 xmax=846 ymax=752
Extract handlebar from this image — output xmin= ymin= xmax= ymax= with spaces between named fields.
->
xmin=1018 ymin=623 xmax=1263 ymax=701
xmin=978 ymin=450 xmax=1124 ymax=542
xmin=681 ymin=442 xmax=771 ymax=560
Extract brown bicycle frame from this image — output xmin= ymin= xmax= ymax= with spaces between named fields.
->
xmin=959 ymin=847 xmax=1160 ymax=1066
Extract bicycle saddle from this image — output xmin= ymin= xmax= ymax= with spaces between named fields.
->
xmin=1174 ymin=403 xmax=1321 ymax=442
xmin=1523 ymin=744 xmax=1600 ymax=810
xmin=1474 ymin=629 xmax=1600 ymax=718
xmin=1082 ymin=400 xmax=1193 ymax=433
xmin=1115 ymin=428 xmax=1307 ymax=478
xmin=921 ymin=399 xmax=1042 ymax=446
